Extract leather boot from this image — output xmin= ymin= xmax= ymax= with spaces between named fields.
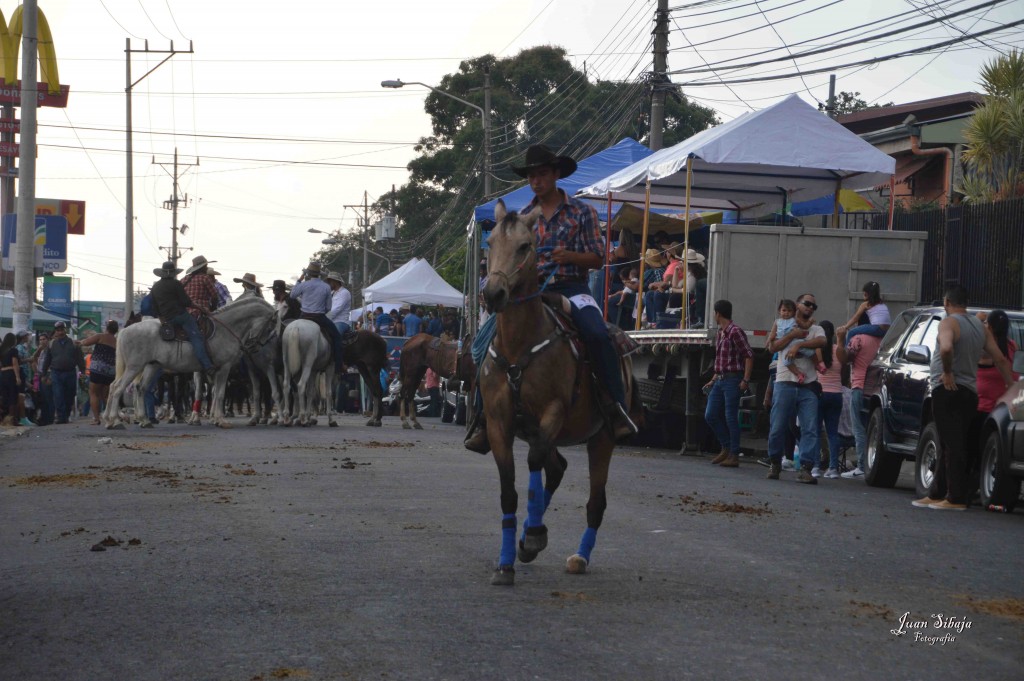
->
xmin=719 ymin=453 xmax=740 ymax=468
xmin=710 ymin=449 xmax=729 ymax=465
xmin=767 ymin=460 xmax=782 ymax=480
xmin=464 ymin=412 xmax=490 ymax=454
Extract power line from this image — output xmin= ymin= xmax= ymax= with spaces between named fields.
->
xmin=675 ymin=17 xmax=1024 ymax=85
xmin=668 ymin=0 xmax=848 ymax=51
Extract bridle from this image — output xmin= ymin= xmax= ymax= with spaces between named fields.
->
xmin=487 ymin=245 xmax=555 ymax=306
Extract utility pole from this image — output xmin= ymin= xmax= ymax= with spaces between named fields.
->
xmin=12 ymin=0 xmax=39 ymax=333
xmin=649 ymin=0 xmax=670 ymax=151
xmin=826 ymin=74 xmax=837 ymax=118
xmin=154 ymin=147 xmax=198 ymax=264
xmin=342 ymin=193 xmax=371 ymax=306
xmin=125 ymin=39 xmax=194 ymax=317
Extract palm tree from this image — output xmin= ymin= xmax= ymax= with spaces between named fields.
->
xmin=958 ymin=50 xmax=1024 ymax=202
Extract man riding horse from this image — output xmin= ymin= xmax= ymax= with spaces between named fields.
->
xmin=464 ymin=144 xmax=639 ymax=453
xmin=150 ymin=260 xmax=215 ymax=372
xmin=289 ymin=262 xmax=344 ymax=376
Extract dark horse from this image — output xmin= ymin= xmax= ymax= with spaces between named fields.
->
xmin=397 ymin=332 xmax=474 ymax=430
xmin=479 ymin=201 xmax=638 ymax=586
xmin=342 ymin=330 xmax=389 ymax=427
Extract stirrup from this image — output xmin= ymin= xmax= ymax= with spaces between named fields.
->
xmin=612 ymin=402 xmax=639 ymax=436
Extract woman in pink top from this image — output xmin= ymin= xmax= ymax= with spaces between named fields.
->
xmin=976 ymin=310 xmax=1018 ymax=414
xmin=816 ymin=320 xmax=845 ymax=479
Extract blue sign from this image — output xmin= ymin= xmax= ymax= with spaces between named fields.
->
xmin=1 ymin=214 xmax=68 ymax=273
xmin=43 ymin=276 xmax=73 ymax=318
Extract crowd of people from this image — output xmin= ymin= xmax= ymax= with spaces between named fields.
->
xmin=703 ymin=282 xmax=1019 ymax=507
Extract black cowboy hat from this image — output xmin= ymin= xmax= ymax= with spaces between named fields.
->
xmin=271 ymin=279 xmax=290 ymax=292
xmin=154 ymin=260 xmax=182 ymax=278
xmin=512 ymin=144 xmax=577 ymax=179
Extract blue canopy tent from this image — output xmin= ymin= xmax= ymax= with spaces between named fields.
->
xmin=474 ymin=138 xmax=659 ymax=224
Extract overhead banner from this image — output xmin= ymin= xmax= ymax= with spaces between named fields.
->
xmin=42 ymin=275 xmax=72 ymax=318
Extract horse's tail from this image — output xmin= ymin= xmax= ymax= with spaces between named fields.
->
xmin=115 ymin=331 xmax=127 ymax=380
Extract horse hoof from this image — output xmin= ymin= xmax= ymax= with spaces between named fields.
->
xmin=519 ymin=527 xmax=547 ymax=562
xmin=328 ymin=421 xmax=338 ymax=428
xmin=260 ymin=418 xmax=269 ymax=425
xmin=218 ymin=421 xmax=233 ymax=429
xmin=566 ymin=554 xmax=588 ymax=575
xmin=366 ymin=419 xmax=381 ymax=427
xmin=402 ymin=422 xmax=411 ymax=430
xmin=108 ymin=422 xmax=126 ymax=431
xmin=413 ymin=422 xmax=423 ymax=430
xmin=490 ymin=566 xmax=515 ymax=586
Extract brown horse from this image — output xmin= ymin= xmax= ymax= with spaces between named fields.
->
xmin=397 ymin=333 xmax=475 ymax=429
xmin=479 ymin=200 xmax=637 ymax=586
xmin=342 ymin=330 xmax=389 ymax=427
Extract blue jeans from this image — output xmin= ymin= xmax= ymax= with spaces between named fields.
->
xmin=769 ymin=381 xmax=820 ymax=466
xmin=548 ymin=281 xmax=626 ymax=407
xmin=170 ymin=312 xmax=214 ymax=370
xmin=846 ymin=323 xmax=886 ymax=346
xmin=819 ymin=391 xmax=843 ymax=470
xmin=143 ymin=367 xmax=164 ymax=420
xmin=50 ymin=369 xmax=77 ymax=423
xmin=705 ymin=374 xmax=742 ymax=454
xmin=850 ymin=388 xmax=867 ymax=470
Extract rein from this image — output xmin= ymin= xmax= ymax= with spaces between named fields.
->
xmin=491 ymin=246 xmax=556 ymax=306
xmin=209 ymin=308 xmax=277 ymax=362
xmin=487 ymin=304 xmax=571 ymax=419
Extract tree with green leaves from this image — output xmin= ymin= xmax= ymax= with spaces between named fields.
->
xmin=958 ymin=49 xmax=1024 ymax=203
xmin=819 ymin=91 xmax=893 ymax=116
xmin=353 ymin=46 xmax=717 ymax=288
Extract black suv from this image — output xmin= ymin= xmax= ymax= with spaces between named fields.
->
xmin=861 ymin=306 xmax=1024 ymax=503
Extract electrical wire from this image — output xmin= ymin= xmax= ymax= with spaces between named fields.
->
xmin=97 ymin=0 xmax=143 ymax=39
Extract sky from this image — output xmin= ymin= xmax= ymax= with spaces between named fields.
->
xmin=10 ymin=0 xmax=1023 ymax=308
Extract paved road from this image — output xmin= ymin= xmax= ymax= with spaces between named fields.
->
xmin=1 ymin=414 xmax=1022 ymax=681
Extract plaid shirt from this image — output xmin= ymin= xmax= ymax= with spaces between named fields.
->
xmin=182 ymin=273 xmax=217 ymax=316
xmin=714 ymin=321 xmax=753 ymax=374
xmin=525 ymin=189 xmax=604 ymax=281
xmin=213 ymin=281 xmax=232 ymax=309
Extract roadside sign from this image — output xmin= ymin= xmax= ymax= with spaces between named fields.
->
xmin=0 ymin=142 xmax=18 ymax=157
xmin=43 ymin=275 xmax=73 ymax=317
xmin=0 ymin=117 xmax=19 ymax=134
xmin=1 ymin=214 xmax=68 ymax=273
xmin=35 ymin=198 xmax=85 ymax=235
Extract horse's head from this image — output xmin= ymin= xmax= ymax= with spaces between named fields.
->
xmin=483 ymin=200 xmax=542 ymax=313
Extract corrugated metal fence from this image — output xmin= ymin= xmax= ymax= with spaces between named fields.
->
xmin=836 ymin=197 xmax=1024 ymax=310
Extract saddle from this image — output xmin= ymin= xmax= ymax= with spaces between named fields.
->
xmin=540 ymin=292 xmax=639 ymax=358
xmin=160 ymin=314 xmax=215 ymax=342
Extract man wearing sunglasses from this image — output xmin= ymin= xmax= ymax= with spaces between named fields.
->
xmin=766 ymin=294 xmax=826 ymax=483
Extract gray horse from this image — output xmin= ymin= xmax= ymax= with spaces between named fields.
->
xmin=280 ymin=319 xmax=337 ymax=427
xmin=103 ymin=296 xmax=277 ymax=429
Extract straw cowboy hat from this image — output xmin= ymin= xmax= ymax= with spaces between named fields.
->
xmin=643 ymin=248 xmax=668 ymax=269
xmin=233 ymin=272 xmax=263 ymax=288
xmin=683 ymin=248 xmax=706 ymax=264
xmin=325 ymin=271 xmax=345 ymax=285
xmin=512 ymin=144 xmax=578 ymax=179
xmin=208 ymin=269 xmax=222 ymax=277
xmin=303 ymin=262 xmax=322 ymax=277
xmin=154 ymin=260 xmax=183 ymax=278
xmin=186 ymin=255 xmax=216 ymax=275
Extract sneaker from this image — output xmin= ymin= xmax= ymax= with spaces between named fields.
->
xmin=755 ymin=456 xmax=771 ymax=468
xmin=929 ymin=499 xmax=966 ymax=511
xmin=824 ymin=468 xmax=840 ymax=479
xmin=810 ymin=466 xmax=821 ymax=478
xmin=796 ymin=468 xmax=818 ymax=485
xmin=781 ymin=458 xmax=796 ymax=471
xmin=709 ymin=450 xmax=729 ymax=465
xmin=912 ymin=496 xmax=942 ymax=508
xmin=841 ymin=467 xmax=864 ymax=479
xmin=18 ymin=418 xmax=35 ymax=427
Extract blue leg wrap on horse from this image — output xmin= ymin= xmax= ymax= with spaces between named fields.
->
xmin=499 ymin=513 xmax=517 ymax=567
xmin=577 ymin=527 xmax=598 ymax=562
xmin=526 ymin=471 xmax=545 ymax=528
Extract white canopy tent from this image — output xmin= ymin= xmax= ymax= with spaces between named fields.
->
xmin=577 ymin=94 xmax=896 ymax=215
xmin=576 ymin=95 xmax=897 ymax=329
xmin=361 ymin=258 xmax=464 ymax=309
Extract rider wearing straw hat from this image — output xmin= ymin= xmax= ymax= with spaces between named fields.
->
xmin=234 ymin=272 xmax=264 ymax=299
xmin=464 ymin=144 xmax=638 ymax=454
xmin=150 ymin=261 xmax=215 ymax=372
xmin=289 ymin=262 xmax=344 ymax=375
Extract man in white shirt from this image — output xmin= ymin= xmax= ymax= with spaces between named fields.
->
xmin=326 ymin=271 xmax=352 ymax=335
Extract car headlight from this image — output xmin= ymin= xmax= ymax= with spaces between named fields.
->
xmin=1004 ymin=381 xmax=1024 ymax=421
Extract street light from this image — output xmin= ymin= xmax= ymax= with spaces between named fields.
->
xmin=381 ymin=75 xmax=491 ymax=334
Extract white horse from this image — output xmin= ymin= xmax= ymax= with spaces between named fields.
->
xmin=103 ymin=296 xmax=277 ymax=429
xmin=280 ymin=319 xmax=337 ymax=427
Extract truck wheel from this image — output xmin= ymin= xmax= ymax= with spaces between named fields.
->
xmin=441 ymin=395 xmax=454 ymax=423
xmin=864 ymin=408 xmax=901 ymax=488
xmin=913 ymin=422 xmax=940 ymax=498
xmin=979 ymin=430 xmax=1020 ymax=512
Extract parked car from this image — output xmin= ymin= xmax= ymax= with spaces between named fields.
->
xmin=978 ymin=351 xmax=1024 ymax=510
xmin=860 ymin=306 xmax=1024 ymax=500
